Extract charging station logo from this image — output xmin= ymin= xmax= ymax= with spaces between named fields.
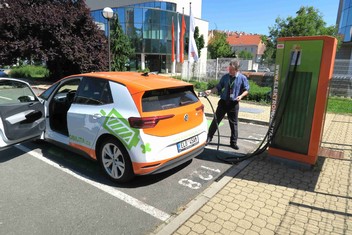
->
xmin=277 ymin=44 xmax=284 ymax=49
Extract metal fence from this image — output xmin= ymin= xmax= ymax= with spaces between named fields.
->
xmin=331 ymin=59 xmax=352 ymax=97
xmin=182 ymin=58 xmax=352 ymax=98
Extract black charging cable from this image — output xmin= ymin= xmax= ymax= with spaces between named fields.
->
xmin=213 ymin=50 xmax=301 ymax=164
xmin=198 ymin=91 xmax=221 ymax=152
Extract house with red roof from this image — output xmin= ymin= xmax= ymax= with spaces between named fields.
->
xmin=226 ymin=33 xmax=266 ymax=63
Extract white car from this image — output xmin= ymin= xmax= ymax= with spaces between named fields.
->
xmin=0 ymin=72 xmax=208 ymax=183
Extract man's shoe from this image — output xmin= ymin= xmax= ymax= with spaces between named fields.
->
xmin=206 ymin=137 xmax=212 ymax=146
xmin=230 ymin=143 xmax=239 ymax=150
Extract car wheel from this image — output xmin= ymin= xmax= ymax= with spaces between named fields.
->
xmin=98 ymin=137 xmax=134 ymax=183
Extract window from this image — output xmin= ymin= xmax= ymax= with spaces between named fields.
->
xmin=75 ymin=77 xmax=113 ymax=105
xmin=142 ymin=86 xmax=198 ymax=112
xmin=39 ymin=83 xmax=59 ymax=100
xmin=0 ymin=80 xmax=37 ymax=104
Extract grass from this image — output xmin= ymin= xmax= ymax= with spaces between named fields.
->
xmin=9 ymin=65 xmax=49 ymax=79
xmin=327 ymin=97 xmax=352 ymax=114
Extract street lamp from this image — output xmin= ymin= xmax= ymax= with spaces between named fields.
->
xmin=102 ymin=7 xmax=114 ymax=71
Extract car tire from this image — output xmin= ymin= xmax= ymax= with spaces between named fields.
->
xmin=97 ymin=137 xmax=134 ymax=183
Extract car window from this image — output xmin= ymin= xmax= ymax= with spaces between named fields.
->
xmin=39 ymin=83 xmax=59 ymax=100
xmin=0 ymin=80 xmax=38 ymax=104
xmin=75 ymin=77 xmax=113 ymax=105
xmin=142 ymin=86 xmax=198 ymax=112
xmin=52 ymin=78 xmax=81 ymax=102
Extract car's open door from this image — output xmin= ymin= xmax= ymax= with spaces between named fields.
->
xmin=0 ymin=78 xmax=45 ymax=148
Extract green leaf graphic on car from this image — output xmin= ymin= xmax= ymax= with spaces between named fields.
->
xmin=100 ymin=109 xmax=140 ymax=150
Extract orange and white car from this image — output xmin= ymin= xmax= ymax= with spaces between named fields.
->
xmin=0 ymin=72 xmax=207 ymax=182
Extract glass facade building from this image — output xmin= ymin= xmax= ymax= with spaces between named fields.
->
xmin=338 ymin=0 xmax=352 ymax=42
xmin=336 ymin=0 xmax=352 ymax=60
xmin=90 ymin=2 xmax=191 ymax=72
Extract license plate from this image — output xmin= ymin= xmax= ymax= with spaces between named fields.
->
xmin=177 ymin=135 xmax=199 ymax=152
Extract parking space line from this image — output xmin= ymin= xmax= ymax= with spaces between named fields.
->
xmin=15 ymin=144 xmax=170 ymax=222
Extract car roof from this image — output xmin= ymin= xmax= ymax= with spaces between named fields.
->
xmin=65 ymin=72 xmax=193 ymax=94
xmin=0 ymin=77 xmax=30 ymax=85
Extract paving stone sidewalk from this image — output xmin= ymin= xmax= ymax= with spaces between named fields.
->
xmin=155 ymin=96 xmax=352 ymax=235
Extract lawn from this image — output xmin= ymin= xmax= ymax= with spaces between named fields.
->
xmin=327 ymin=97 xmax=352 ymax=114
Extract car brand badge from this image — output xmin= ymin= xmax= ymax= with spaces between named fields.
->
xmin=184 ymin=114 xmax=189 ymax=122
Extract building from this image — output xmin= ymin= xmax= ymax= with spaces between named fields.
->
xmin=226 ymin=33 xmax=265 ymax=63
xmin=85 ymin=0 xmax=208 ymax=74
xmin=336 ymin=0 xmax=352 ymax=60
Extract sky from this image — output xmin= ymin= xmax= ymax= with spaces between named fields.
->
xmin=202 ymin=0 xmax=340 ymax=35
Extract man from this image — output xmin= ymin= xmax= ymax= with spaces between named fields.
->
xmin=205 ymin=60 xmax=249 ymax=150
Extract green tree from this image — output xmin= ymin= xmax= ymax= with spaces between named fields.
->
xmin=263 ymin=6 xmax=339 ymax=62
xmin=0 ymin=0 xmax=108 ymax=80
xmin=207 ymin=31 xmax=233 ymax=59
xmin=237 ymin=50 xmax=253 ymax=60
xmin=110 ymin=15 xmax=135 ymax=71
xmin=194 ymin=26 xmax=205 ymax=58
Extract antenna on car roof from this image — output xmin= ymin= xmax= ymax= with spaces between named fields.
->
xmin=141 ymin=71 xmax=159 ymax=77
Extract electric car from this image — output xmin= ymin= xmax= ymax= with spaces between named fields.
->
xmin=0 ymin=72 xmax=207 ymax=182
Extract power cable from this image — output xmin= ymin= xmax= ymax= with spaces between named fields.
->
xmin=200 ymin=50 xmax=301 ymax=164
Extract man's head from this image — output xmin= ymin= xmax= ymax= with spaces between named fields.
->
xmin=229 ymin=60 xmax=240 ymax=76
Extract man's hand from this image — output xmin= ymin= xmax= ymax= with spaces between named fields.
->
xmin=204 ymin=90 xmax=212 ymax=96
xmin=236 ymin=95 xmax=242 ymax=101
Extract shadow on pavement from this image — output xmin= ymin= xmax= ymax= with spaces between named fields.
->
xmin=0 ymin=147 xmax=25 ymax=162
xmin=23 ymin=141 xmax=193 ymax=188
xmin=229 ymin=152 xmax=325 ymax=192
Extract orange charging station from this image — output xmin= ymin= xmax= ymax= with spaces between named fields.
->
xmin=268 ymin=36 xmax=337 ymax=165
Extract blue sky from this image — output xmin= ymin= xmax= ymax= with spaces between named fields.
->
xmin=202 ymin=0 xmax=340 ymax=35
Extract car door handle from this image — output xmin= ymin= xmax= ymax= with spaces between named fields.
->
xmin=93 ymin=114 xmax=102 ymax=119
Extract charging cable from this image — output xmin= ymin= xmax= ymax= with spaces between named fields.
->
xmin=200 ymin=50 xmax=301 ymax=164
xmin=198 ymin=91 xmax=220 ymax=152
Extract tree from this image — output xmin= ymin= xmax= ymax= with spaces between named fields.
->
xmin=207 ymin=31 xmax=233 ymax=59
xmin=237 ymin=50 xmax=253 ymax=60
xmin=263 ymin=6 xmax=339 ymax=62
xmin=194 ymin=26 xmax=205 ymax=58
xmin=110 ymin=15 xmax=135 ymax=71
xmin=0 ymin=0 xmax=108 ymax=80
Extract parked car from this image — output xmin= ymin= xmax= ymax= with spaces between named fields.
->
xmin=258 ymin=67 xmax=270 ymax=72
xmin=0 ymin=69 xmax=8 ymax=77
xmin=0 ymin=72 xmax=207 ymax=182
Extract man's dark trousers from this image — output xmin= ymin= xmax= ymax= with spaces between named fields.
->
xmin=208 ymin=99 xmax=239 ymax=145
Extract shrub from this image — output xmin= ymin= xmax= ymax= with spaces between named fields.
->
xmin=188 ymin=80 xmax=208 ymax=91
xmin=207 ymin=79 xmax=218 ymax=90
xmin=9 ymin=65 xmax=49 ymax=78
xmin=137 ymin=67 xmax=150 ymax=73
xmin=195 ymin=81 xmax=208 ymax=91
xmin=245 ymin=80 xmax=271 ymax=102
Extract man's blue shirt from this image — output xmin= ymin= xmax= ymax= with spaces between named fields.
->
xmin=216 ymin=72 xmax=250 ymax=101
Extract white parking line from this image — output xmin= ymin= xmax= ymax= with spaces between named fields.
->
xmin=15 ymin=144 xmax=171 ymax=222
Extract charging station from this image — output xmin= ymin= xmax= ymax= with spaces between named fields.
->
xmin=268 ymin=36 xmax=337 ymax=165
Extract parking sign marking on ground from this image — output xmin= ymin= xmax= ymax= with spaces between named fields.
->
xmin=15 ymin=144 xmax=171 ymax=221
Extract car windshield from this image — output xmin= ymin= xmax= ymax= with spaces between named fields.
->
xmin=142 ymin=86 xmax=198 ymax=112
